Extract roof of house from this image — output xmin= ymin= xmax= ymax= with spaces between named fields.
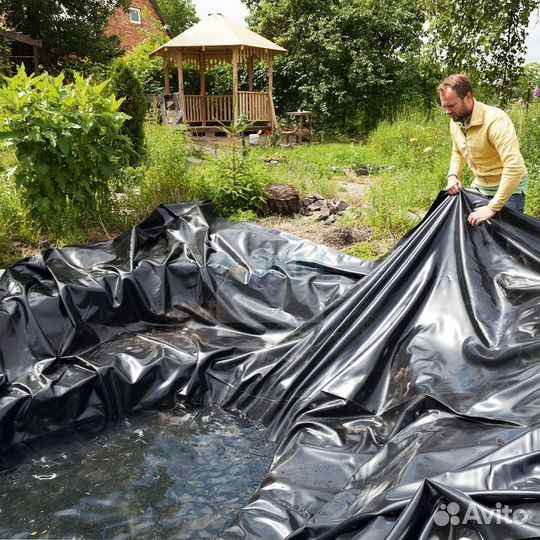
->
xmin=151 ymin=13 xmax=286 ymax=56
xmin=148 ymin=0 xmax=174 ymax=38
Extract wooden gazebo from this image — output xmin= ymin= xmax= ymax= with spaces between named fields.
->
xmin=149 ymin=14 xmax=286 ymax=130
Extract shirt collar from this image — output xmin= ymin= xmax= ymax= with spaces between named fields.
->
xmin=469 ymin=99 xmax=484 ymax=127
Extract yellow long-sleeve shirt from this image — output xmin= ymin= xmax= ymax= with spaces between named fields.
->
xmin=448 ymin=99 xmax=528 ymax=212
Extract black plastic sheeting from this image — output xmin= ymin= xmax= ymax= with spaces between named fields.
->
xmin=0 ymin=189 xmax=539 ymax=540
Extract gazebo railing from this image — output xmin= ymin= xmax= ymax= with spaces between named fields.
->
xmin=184 ymin=95 xmax=203 ymax=123
xmin=183 ymin=93 xmax=271 ymax=124
xmin=206 ymin=95 xmax=234 ymax=123
xmin=238 ymin=92 xmax=271 ymax=122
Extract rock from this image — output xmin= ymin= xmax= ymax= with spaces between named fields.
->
xmin=353 ymin=167 xmax=369 ymax=176
xmin=327 ymin=214 xmax=338 ymax=224
xmin=299 ymin=207 xmax=312 ymax=216
xmin=303 ymin=196 xmax=318 ymax=206
xmin=266 ymin=184 xmax=301 ymax=215
xmin=317 ymin=207 xmax=331 ymax=221
xmin=329 ymin=199 xmax=348 ymax=214
xmin=308 ymin=202 xmax=322 ymax=212
xmin=335 ymin=200 xmax=348 ymax=211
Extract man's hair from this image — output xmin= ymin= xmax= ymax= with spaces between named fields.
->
xmin=438 ymin=74 xmax=474 ymax=98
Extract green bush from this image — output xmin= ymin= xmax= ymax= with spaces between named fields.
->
xmin=0 ymin=67 xmax=130 ymax=225
xmin=109 ymin=59 xmax=147 ymax=162
xmin=195 ymin=149 xmax=270 ymax=216
xmin=122 ymin=124 xmax=194 ymax=220
xmin=123 ymin=39 xmax=172 ymax=95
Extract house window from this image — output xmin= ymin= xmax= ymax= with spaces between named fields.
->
xmin=129 ymin=8 xmax=142 ymax=24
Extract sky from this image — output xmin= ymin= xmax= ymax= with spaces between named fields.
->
xmin=191 ymin=1 xmax=539 ymax=63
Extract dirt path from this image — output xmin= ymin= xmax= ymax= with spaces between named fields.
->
xmin=257 ymin=170 xmax=377 ymax=252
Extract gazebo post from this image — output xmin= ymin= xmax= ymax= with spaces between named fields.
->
xmin=164 ymin=57 xmax=171 ymax=94
xmin=248 ymin=54 xmax=254 ymax=92
xmin=268 ymin=54 xmax=277 ymax=129
xmin=176 ymin=50 xmax=185 ymax=117
xmin=232 ymin=47 xmax=239 ymax=123
xmin=200 ymin=53 xmax=206 ymax=126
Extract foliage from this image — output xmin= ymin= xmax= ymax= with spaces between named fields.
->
xmin=343 ymin=241 xmax=378 ymax=260
xmin=123 ymin=39 xmax=172 ymax=94
xmin=228 ymin=209 xmax=258 ymax=222
xmin=0 ymin=67 xmax=130 ymax=224
xmin=109 ymin=59 xmax=147 ymax=162
xmin=512 ymin=62 xmax=540 ymax=102
xmin=196 ymin=151 xmax=270 ymax=216
xmin=123 ymin=124 xmax=194 ymax=220
xmin=425 ymin=0 xmax=538 ymax=103
xmin=0 ymin=34 xmax=13 ymax=77
xmin=511 ymin=100 xmax=540 ymax=219
xmin=0 ymin=147 xmax=37 ymax=266
xmin=192 ymin=117 xmax=270 ymax=216
xmin=245 ymin=0 xmax=426 ymax=129
xmin=156 ymin=0 xmax=199 ymax=36
xmin=0 ymin=0 xmax=131 ymax=72
xmin=123 ymin=38 xmax=201 ymax=95
xmin=337 ymin=208 xmax=362 ymax=228
xmin=356 ymin=108 xmax=451 ymax=239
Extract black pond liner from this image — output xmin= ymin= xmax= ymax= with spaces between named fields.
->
xmin=0 ymin=190 xmax=539 ymax=540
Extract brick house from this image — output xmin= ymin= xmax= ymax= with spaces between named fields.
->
xmin=106 ymin=0 xmax=173 ymax=51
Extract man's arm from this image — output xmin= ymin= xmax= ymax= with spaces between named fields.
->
xmin=446 ymin=137 xmax=466 ymax=195
xmin=486 ymin=114 xmax=527 ymax=212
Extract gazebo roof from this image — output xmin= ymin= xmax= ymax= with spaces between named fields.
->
xmin=150 ymin=13 xmax=286 ymax=57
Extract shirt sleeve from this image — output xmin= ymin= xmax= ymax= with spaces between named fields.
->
xmin=447 ymin=130 xmax=466 ymax=182
xmin=486 ymin=114 xmax=527 ymax=212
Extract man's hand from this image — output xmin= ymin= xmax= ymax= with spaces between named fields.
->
xmin=446 ymin=175 xmax=462 ymax=195
xmin=468 ymin=206 xmax=497 ymax=226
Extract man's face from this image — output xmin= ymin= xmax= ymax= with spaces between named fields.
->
xmin=439 ymin=88 xmax=474 ymax=122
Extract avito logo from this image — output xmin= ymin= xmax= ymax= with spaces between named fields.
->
xmin=434 ymin=501 xmax=529 ymax=527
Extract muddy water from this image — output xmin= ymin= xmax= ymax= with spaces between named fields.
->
xmin=0 ymin=407 xmax=275 ymax=539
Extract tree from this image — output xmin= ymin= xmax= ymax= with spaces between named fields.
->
xmin=244 ymin=0 xmax=427 ymax=130
xmin=425 ymin=0 xmax=539 ymax=102
xmin=0 ymin=0 xmax=131 ymax=73
xmin=156 ymin=0 xmax=199 ymax=36
xmin=109 ymin=60 xmax=148 ymax=162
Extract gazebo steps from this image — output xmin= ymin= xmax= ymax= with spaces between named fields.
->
xmin=189 ymin=124 xmax=271 ymax=136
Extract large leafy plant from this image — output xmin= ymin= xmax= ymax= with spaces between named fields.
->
xmin=0 ymin=67 xmax=130 ymax=222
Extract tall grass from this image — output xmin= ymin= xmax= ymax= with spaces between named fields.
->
xmin=361 ymin=108 xmax=451 ymax=239
xmin=511 ymin=101 xmax=539 ymax=219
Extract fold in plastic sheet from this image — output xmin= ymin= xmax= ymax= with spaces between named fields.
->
xmin=0 ymin=190 xmax=539 ymax=540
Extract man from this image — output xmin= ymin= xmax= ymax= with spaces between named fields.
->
xmin=439 ymin=74 xmax=528 ymax=225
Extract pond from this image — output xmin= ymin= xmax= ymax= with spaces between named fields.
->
xmin=0 ymin=406 xmax=275 ymax=540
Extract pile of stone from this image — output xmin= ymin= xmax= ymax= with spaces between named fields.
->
xmin=299 ymin=195 xmax=348 ymax=223
xmin=265 ymin=184 xmax=349 ymax=222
